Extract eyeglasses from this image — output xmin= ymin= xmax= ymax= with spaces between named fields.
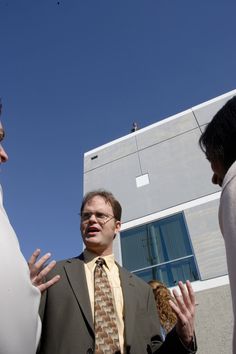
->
xmin=80 ymin=211 xmax=115 ymax=224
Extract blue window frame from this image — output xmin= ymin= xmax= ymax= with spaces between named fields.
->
xmin=120 ymin=213 xmax=199 ymax=287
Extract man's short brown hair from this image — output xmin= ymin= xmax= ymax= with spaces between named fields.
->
xmin=80 ymin=189 xmax=122 ymax=221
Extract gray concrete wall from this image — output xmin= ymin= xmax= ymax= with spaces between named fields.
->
xmin=193 ymin=93 xmax=235 ymax=126
xmin=83 ymin=90 xmax=236 ymax=283
xmin=84 ymin=112 xmax=220 ymax=223
xmin=195 ymin=284 xmax=233 ymax=354
xmin=84 ymin=91 xmax=236 ymax=223
xmin=184 ymin=200 xmax=228 ymax=280
xmin=84 ymin=90 xmax=236 ymax=222
xmin=83 ymin=90 xmax=236 ymax=353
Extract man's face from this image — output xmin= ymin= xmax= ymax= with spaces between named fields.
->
xmin=209 ymin=159 xmax=227 ymax=187
xmin=80 ymin=195 xmax=121 ymax=256
xmin=0 ymin=122 xmax=8 ymax=164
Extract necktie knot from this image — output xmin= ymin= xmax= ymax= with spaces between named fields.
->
xmin=95 ymin=257 xmax=106 ymax=268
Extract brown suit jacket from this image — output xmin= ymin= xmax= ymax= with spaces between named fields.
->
xmin=38 ymin=254 xmax=196 ymax=354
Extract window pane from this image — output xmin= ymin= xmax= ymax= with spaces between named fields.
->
xmin=134 ymin=257 xmax=199 ymax=287
xmin=158 ymin=215 xmax=192 ymax=261
xmin=120 ymin=213 xmax=199 ymax=286
xmin=121 ymin=225 xmax=150 ymax=270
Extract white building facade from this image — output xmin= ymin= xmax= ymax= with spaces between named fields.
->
xmin=83 ymin=89 xmax=236 ymax=353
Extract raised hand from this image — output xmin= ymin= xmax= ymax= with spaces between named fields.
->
xmin=28 ymin=248 xmax=60 ymax=293
xmin=169 ymin=280 xmax=195 ymax=346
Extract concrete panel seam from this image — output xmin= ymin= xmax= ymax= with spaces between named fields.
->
xmin=85 ymin=126 xmax=200 ymax=173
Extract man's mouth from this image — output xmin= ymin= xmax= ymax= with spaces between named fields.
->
xmin=86 ymin=227 xmax=100 ymax=237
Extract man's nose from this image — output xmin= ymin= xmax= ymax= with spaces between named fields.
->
xmin=0 ymin=145 xmax=8 ymax=163
xmin=88 ymin=213 xmax=98 ymax=223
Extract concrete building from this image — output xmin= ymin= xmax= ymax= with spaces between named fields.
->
xmin=83 ymin=89 xmax=236 ymax=353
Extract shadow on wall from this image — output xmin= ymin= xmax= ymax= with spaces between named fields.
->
xmin=195 ymin=284 xmax=233 ymax=354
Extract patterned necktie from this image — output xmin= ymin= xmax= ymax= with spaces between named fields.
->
xmin=94 ymin=257 xmax=120 ymax=354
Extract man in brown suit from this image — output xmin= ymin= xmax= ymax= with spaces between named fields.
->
xmin=38 ymin=190 xmax=197 ymax=354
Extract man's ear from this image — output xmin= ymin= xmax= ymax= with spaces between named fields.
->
xmin=115 ymin=220 xmax=121 ymax=234
xmin=113 ymin=221 xmax=121 ymax=239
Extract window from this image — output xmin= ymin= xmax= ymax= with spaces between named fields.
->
xmin=120 ymin=213 xmax=199 ymax=287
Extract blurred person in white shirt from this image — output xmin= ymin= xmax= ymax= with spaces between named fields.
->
xmin=0 ymin=101 xmax=60 ymax=354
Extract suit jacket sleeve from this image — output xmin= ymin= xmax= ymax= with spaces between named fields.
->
xmin=144 ymin=287 xmax=197 ymax=354
xmin=152 ymin=327 xmax=197 ymax=354
xmin=122 ymin=269 xmax=197 ymax=354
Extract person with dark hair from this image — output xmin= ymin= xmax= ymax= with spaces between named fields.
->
xmin=149 ymin=280 xmax=177 ymax=340
xmin=39 ymin=189 xmax=197 ymax=354
xmin=199 ymin=95 xmax=236 ymax=353
xmin=0 ymin=102 xmax=60 ymax=354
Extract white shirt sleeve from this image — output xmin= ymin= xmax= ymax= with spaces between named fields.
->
xmin=0 ymin=186 xmax=41 ymax=354
xmin=219 ymin=163 xmax=236 ymax=354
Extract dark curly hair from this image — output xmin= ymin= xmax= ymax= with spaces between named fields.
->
xmin=199 ymin=96 xmax=236 ymax=171
xmin=149 ymin=280 xmax=177 ymax=333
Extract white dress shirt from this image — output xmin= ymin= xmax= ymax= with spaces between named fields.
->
xmin=219 ymin=160 xmax=236 ymax=354
xmin=0 ymin=185 xmax=41 ymax=354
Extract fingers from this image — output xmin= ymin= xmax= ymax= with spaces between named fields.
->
xmin=28 ymin=248 xmax=41 ymax=268
xmin=33 ymin=260 xmax=56 ymax=284
xmin=28 ymin=249 xmax=53 ymax=278
xmin=28 ymin=249 xmax=61 ymax=293
xmin=186 ymin=280 xmax=195 ymax=306
xmin=172 ymin=281 xmax=195 ymax=311
xmin=169 ymin=297 xmax=186 ymax=327
xmin=33 ymin=252 xmax=52 ymax=272
xmin=38 ymin=275 xmax=61 ymax=293
xmin=169 ymin=280 xmax=196 ymax=346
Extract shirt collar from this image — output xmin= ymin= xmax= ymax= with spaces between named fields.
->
xmin=83 ymin=249 xmax=115 ymax=272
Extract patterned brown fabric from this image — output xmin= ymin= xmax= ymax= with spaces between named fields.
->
xmin=94 ymin=258 xmax=120 ymax=354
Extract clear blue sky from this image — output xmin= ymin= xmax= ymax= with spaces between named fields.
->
xmin=0 ymin=0 xmax=235 ymax=261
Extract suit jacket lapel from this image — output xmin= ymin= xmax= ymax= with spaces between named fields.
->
xmin=119 ymin=266 xmax=137 ymax=346
xmin=64 ymin=255 xmax=94 ymax=333
xmin=63 ymin=257 xmax=138 ymax=345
